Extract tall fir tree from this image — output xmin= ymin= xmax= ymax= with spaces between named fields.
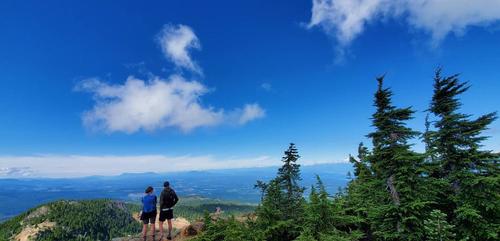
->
xmin=276 ymin=143 xmax=305 ymax=221
xmin=255 ymin=143 xmax=306 ymax=241
xmin=428 ymin=68 xmax=500 ymax=240
xmin=366 ymin=76 xmax=428 ymax=240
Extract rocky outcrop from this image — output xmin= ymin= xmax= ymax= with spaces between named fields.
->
xmin=181 ymin=221 xmax=205 ymax=237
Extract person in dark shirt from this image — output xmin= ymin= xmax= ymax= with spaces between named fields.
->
xmin=141 ymin=186 xmax=157 ymax=241
xmin=159 ymin=181 xmax=179 ymax=240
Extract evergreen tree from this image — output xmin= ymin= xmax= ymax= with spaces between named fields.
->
xmin=255 ymin=143 xmax=306 ymax=241
xmin=303 ymin=176 xmax=336 ymax=239
xmin=254 ymin=180 xmax=269 ymax=202
xmin=299 ymin=176 xmax=362 ymax=241
xmin=366 ymin=76 xmax=428 ymax=240
xmin=423 ymin=210 xmax=455 ymax=241
xmin=428 ymin=69 xmax=500 ymax=240
xmin=345 ymin=143 xmax=382 ymax=241
xmin=276 ymin=143 xmax=305 ymax=221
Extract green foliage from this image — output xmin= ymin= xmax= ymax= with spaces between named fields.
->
xmin=424 ymin=210 xmax=455 ymax=241
xmin=301 ymin=176 xmax=363 ymax=241
xmin=362 ymin=76 xmax=429 ymax=240
xmin=0 ymin=209 xmax=27 ymax=241
xmin=193 ymin=216 xmax=259 ymax=241
xmin=0 ymin=199 xmax=140 ymax=241
xmin=173 ymin=197 xmax=256 ymax=221
xmin=36 ymin=200 xmax=140 ymax=241
xmin=256 ymin=143 xmax=306 ymax=241
xmin=427 ymin=68 xmax=500 ymax=241
xmin=276 ymin=143 xmax=305 ymax=220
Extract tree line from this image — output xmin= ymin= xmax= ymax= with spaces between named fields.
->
xmin=195 ymin=68 xmax=499 ymax=241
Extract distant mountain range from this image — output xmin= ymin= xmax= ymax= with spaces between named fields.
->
xmin=0 ymin=163 xmax=352 ymax=222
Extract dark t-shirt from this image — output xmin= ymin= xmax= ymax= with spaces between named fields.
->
xmin=160 ymin=187 xmax=179 ymax=209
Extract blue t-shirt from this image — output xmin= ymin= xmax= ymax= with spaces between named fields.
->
xmin=142 ymin=194 xmax=157 ymax=213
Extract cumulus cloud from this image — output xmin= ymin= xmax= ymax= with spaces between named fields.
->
xmin=78 ymin=24 xmax=265 ymax=133
xmin=157 ymin=24 xmax=202 ymax=74
xmin=77 ymin=76 xmax=265 ymax=133
xmin=77 ymin=75 xmax=223 ymax=133
xmin=0 ymin=155 xmax=278 ymax=178
xmin=308 ymin=0 xmax=500 ymax=48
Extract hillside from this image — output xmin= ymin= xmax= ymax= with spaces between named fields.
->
xmin=0 ymin=200 xmax=140 ymax=241
xmin=0 ymin=197 xmax=255 ymax=241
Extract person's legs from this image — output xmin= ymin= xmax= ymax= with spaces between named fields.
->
xmin=142 ymin=223 xmax=148 ymax=238
xmin=167 ymin=219 xmax=173 ymax=238
xmin=159 ymin=210 xmax=166 ymax=238
xmin=159 ymin=221 xmax=164 ymax=237
xmin=150 ymin=217 xmax=156 ymax=237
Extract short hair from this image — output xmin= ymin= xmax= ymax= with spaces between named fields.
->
xmin=163 ymin=181 xmax=170 ymax=187
xmin=145 ymin=186 xmax=154 ymax=194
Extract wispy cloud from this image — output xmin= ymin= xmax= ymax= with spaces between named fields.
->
xmin=157 ymin=24 xmax=202 ymax=74
xmin=235 ymin=104 xmax=266 ymax=125
xmin=78 ymin=24 xmax=265 ymax=133
xmin=0 ymin=155 xmax=278 ymax=178
xmin=308 ymin=0 xmax=500 ymax=53
xmin=0 ymin=167 xmax=34 ymax=178
xmin=261 ymin=83 xmax=272 ymax=91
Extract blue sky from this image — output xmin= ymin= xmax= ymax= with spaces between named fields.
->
xmin=1 ymin=0 xmax=500 ymax=177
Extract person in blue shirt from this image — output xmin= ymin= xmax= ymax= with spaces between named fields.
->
xmin=141 ymin=186 xmax=157 ymax=241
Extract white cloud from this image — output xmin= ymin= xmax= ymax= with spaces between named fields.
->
xmin=0 ymin=155 xmax=278 ymax=178
xmin=157 ymin=24 xmax=202 ymax=74
xmin=237 ymin=104 xmax=266 ymax=125
xmin=308 ymin=0 xmax=500 ymax=48
xmin=77 ymin=75 xmax=264 ymax=133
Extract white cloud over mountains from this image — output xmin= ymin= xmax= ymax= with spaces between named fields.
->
xmin=79 ymin=24 xmax=264 ymax=133
xmin=308 ymin=0 xmax=500 ymax=48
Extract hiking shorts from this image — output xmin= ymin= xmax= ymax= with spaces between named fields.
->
xmin=159 ymin=209 xmax=174 ymax=221
xmin=141 ymin=211 xmax=157 ymax=224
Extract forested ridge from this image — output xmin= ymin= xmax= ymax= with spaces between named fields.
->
xmin=194 ymin=69 xmax=499 ymax=241
xmin=0 ymin=200 xmax=141 ymax=241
